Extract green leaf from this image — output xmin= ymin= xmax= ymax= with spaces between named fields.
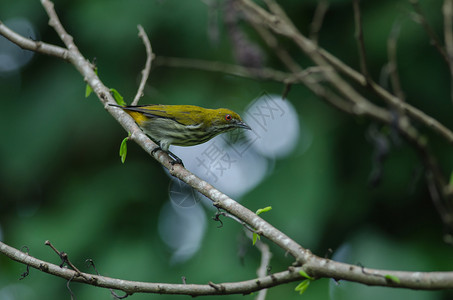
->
xmin=85 ymin=84 xmax=93 ymax=98
xmin=119 ymin=135 xmax=129 ymax=163
xmin=299 ymin=270 xmax=314 ymax=281
xmin=384 ymin=274 xmax=400 ymax=284
xmin=110 ymin=88 xmax=126 ymax=106
xmin=252 ymin=233 xmax=260 ymax=245
xmin=85 ymin=67 xmax=97 ymax=98
xmin=256 ymin=206 xmax=272 ymax=215
xmin=294 ymin=279 xmax=310 ymax=295
xmin=450 ymin=171 xmax=453 ymax=185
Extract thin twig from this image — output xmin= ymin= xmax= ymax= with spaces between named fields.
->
xmin=443 ymin=0 xmax=453 ymax=103
xmin=131 ymin=25 xmax=154 ymax=106
xmin=353 ymin=0 xmax=371 ymax=83
xmin=155 ymin=56 xmax=325 ymax=84
xmin=86 ymin=259 xmax=130 ymax=299
xmin=309 ymin=0 xmax=329 ymax=44
xmin=244 ymin=230 xmax=273 ymax=300
xmin=426 ymin=173 xmax=453 ymax=228
xmin=410 ymin=0 xmax=449 ymax=64
xmin=155 ymin=56 xmax=291 ymax=81
xmin=213 ymin=208 xmax=257 ymax=233
xmin=67 ymin=273 xmax=77 ymax=300
xmin=246 ymin=18 xmax=302 ymax=74
xmin=45 ymin=240 xmax=83 ymax=276
xmin=19 ymin=246 xmax=30 ymax=280
xmin=387 ymin=21 xmax=405 ymax=102
xmin=262 ymin=0 xmax=294 ymax=28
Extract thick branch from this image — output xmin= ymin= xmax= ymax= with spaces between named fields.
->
xmin=0 ymin=242 xmax=302 ymax=296
xmin=3 ymin=240 xmax=453 ymax=292
xmin=0 ymin=20 xmax=69 ymax=59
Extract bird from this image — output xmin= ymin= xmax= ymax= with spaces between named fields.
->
xmin=110 ymin=104 xmax=251 ymax=165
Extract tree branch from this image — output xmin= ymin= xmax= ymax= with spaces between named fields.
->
xmin=410 ymin=0 xmax=449 ymax=64
xmin=240 ymin=0 xmax=453 ymax=146
xmin=2 ymin=0 xmax=310 ymax=269
xmin=0 ymin=241 xmax=304 ymax=296
xmin=386 ymin=21 xmax=405 ymax=102
xmin=245 ymin=231 xmax=273 ymax=300
xmin=309 ymin=0 xmax=329 ymax=44
xmin=131 ymin=24 xmax=154 ymax=106
xmin=353 ymin=0 xmax=371 ymax=83
xmin=154 ymin=56 xmax=327 ymax=84
xmin=2 ymin=0 xmax=453 ymax=296
xmin=0 ymin=20 xmax=69 ymax=60
xmin=443 ymin=0 xmax=453 ymax=103
xmin=3 ymin=240 xmax=453 ymax=293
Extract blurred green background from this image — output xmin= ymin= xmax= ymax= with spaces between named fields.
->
xmin=1 ymin=0 xmax=453 ymax=299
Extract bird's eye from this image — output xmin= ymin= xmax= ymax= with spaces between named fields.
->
xmin=225 ymin=114 xmax=232 ymax=121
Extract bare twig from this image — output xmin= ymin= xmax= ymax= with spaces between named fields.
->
xmin=19 ymin=246 xmax=30 ymax=280
xmin=244 ymin=16 xmax=302 ymax=73
xmin=426 ymin=173 xmax=453 ymax=228
xmin=255 ymin=240 xmax=272 ymax=300
xmin=309 ymin=0 xmax=329 ymax=44
xmin=67 ymin=273 xmax=77 ymax=300
xmin=244 ymin=230 xmax=273 ymax=300
xmin=387 ymin=21 xmax=405 ymax=102
xmin=86 ymin=259 xmax=130 ymax=299
xmin=213 ymin=208 xmax=257 ymax=233
xmin=45 ymin=240 xmax=87 ymax=280
xmin=131 ymin=25 xmax=154 ymax=106
xmin=155 ymin=56 xmax=326 ymax=84
xmin=353 ymin=0 xmax=371 ymax=83
xmin=410 ymin=0 xmax=449 ymax=64
xmin=444 ymin=0 xmax=453 ymax=62
xmin=0 ymin=21 xmax=69 ymax=60
xmin=255 ymin=240 xmax=272 ymax=277
xmin=155 ymin=56 xmax=291 ymax=81
xmin=443 ymin=0 xmax=453 ymax=103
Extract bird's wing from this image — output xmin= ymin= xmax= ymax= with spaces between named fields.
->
xmin=119 ymin=105 xmax=206 ymax=126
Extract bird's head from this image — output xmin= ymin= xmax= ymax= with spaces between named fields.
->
xmin=207 ymin=108 xmax=251 ymax=133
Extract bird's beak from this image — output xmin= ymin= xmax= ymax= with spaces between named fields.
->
xmin=236 ymin=121 xmax=252 ymax=130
